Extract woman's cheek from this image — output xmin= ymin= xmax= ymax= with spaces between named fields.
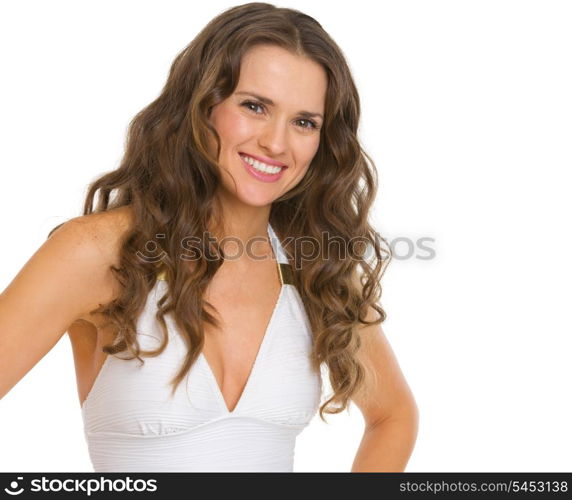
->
xmin=303 ymin=140 xmax=320 ymax=166
xmin=210 ymin=106 xmax=245 ymax=143
xmin=222 ymin=110 xmax=254 ymax=140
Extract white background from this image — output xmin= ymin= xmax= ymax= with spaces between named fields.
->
xmin=1 ymin=0 xmax=571 ymax=472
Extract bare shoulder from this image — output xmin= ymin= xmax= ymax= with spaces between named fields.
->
xmin=51 ymin=206 xmax=133 ymax=261
xmin=56 ymin=206 xmax=135 ymax=326
xmin=53 ymin=205 xmax=133 ymax=242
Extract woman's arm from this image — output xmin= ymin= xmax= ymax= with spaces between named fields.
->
xmin=351 ymin=402 xmax=418 ymax=472
xmin=349 ymin=302 xmax=419 ymax=472
xmin=0 ymin=215 xmax=119 ymax=399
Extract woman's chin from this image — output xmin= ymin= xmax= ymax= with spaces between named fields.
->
xmin=238 ymin=190 xmax=276 ymax=207
xmin=216 ymin=167 xmax=283 ymax=207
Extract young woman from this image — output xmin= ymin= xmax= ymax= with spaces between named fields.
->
xmin=0 ymin=2 xmax=418 ymax=472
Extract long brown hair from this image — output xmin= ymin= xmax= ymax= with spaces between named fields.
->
xmin=50 ymin=2 xmax=392 ymax=423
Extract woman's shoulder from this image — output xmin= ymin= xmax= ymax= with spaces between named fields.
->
xmin=60 ymin=206 xmax=135 ymax=326
xmin=57 ymin=206 xmax=135 ymax=256
xmin=71 ymin=205 xmax=134 ymax=236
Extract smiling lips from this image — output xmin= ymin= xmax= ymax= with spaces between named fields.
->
xmin=239 ymin=153 xmax=287 ymax=182
xmin=239 ymin=153 xmax=286 ymax=174
xmin=239 ymin=152 xmax=287 ymax=168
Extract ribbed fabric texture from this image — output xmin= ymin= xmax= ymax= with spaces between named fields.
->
xmin=81 ymin=223 xmax=322 ymax=472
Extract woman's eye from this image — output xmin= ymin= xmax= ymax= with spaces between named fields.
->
xmin=242 ymin=101 xmax=264 ymax=114
xmin=241 ymin=101 xmax=319 ymax=131
xmin=297 ymin=119 xmax=318 ymax=130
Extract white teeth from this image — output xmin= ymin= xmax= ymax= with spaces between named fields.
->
xmin=241 ymin=154 xmax=283 ymax=174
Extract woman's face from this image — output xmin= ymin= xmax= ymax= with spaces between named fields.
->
xmin=208 ymin=44 xmax=327 ymax=207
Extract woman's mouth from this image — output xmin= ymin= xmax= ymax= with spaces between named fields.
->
xmin=239 ymin=153 xmax=287 ymax=183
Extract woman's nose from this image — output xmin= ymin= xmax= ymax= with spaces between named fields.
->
xmin=257 ymin=120 xmax=288 ymax=155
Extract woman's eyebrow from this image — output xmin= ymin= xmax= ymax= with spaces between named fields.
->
xmin=235 ymin=91 xmax=324 ymax=120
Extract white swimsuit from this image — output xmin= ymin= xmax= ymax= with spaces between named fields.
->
xmin=81 ymin=223 xmax=322 ymax=472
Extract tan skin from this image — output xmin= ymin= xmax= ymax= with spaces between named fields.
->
xmin=0 ymin=45 xmax=418 ymax=471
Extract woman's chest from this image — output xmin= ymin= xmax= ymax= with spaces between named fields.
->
xmin=80 ymin=282 xmax=322 ymax=435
